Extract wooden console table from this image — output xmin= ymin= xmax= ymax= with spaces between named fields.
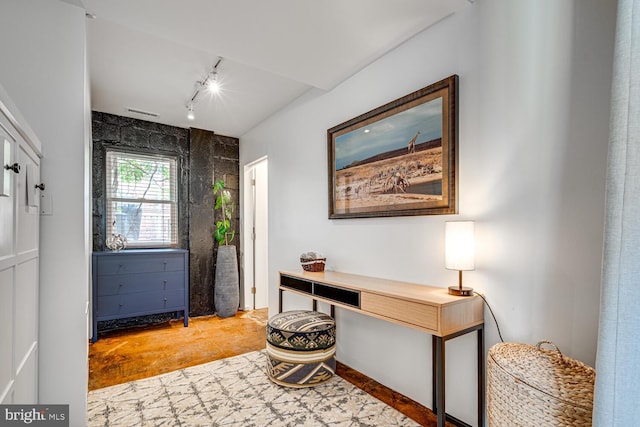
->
xmin=279 ymin=270 xmax=484 ymax=427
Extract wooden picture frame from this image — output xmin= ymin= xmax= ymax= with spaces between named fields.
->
xmin=328 ymin=75 xmax=458 ymax=219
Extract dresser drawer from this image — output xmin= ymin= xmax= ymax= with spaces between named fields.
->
xmin=97 ymin=254 xmax=185 ymax=276
xmin=97 ymin=289 xmax=185 ymax=317
xmin=96 ymin=271 xmax=185 ymax=296
xmin=361 ymin=292 xmax=439 ymax=332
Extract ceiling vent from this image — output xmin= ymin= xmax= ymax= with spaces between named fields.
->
xmin=125 ymin=107 xmax=159 ymax=118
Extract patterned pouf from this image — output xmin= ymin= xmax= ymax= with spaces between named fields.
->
xmin=266 ymin=310 xmax=336 ymax=387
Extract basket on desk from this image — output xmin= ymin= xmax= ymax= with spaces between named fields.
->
xmin=300 ymin=257 xmax=326 ymax=272
xmin=487 ymin=340 xmax=595 ymax=426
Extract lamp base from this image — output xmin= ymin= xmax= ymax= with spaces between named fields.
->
xmin=448 ymin=286 xmax=474 ymax=296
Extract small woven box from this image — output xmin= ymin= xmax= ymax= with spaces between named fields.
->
xmin=487 ymin=341 xmax=595 ymax=426
xmin=300 ymin=257 xmax=326 ymax=272
xmin=300 ymin=251 xmax=326 ymax=272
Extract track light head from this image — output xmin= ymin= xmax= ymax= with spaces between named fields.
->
xmin=206 ymin=72 xmax=220 ymax=93
xmin=187 ymin=103 xmax=195 ymax=121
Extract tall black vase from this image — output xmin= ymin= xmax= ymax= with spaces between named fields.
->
xmin=214 ymin=245 xmax=239 ymax=318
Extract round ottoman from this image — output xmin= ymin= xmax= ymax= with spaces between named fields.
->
xmin=266 ymin=310 xmax=336 ymax=387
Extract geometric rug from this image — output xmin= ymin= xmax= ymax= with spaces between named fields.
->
xmin=87 ymin=350 xmax=421 ymax=426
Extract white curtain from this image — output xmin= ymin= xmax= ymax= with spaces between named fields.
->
xmin=594 ymin=0 xmax=640 ymax=424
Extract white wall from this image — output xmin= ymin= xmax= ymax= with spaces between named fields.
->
xmin=240 ymin=0 xmax=616 ymax=424
xmin=0 ymin=1 xmax=89 ymax=425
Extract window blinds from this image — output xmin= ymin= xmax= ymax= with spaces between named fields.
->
xmin=105 ymin=150 xmax=178 ymax=247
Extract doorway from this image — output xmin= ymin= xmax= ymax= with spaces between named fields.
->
xmin=242 ymin=157 xmax=268 ymax=310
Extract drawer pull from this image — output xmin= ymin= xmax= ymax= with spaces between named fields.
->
xmin=163 ymin=280 xmax=167 ymax=289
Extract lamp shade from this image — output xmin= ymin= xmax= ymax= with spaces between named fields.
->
xmin=445 ymin=221 xmax=475 ymax=271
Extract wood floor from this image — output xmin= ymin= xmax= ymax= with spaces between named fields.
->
xmin=89 ymin=309 xmax=450 ymax=427
xmin=89 ymin=309 xmax=269 ymax=390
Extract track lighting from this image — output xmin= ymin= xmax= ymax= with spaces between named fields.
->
xmin=186 ymin=56 xmax=223 ymax=121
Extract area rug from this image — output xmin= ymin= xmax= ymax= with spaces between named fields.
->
xmin=88 ymin=350 xmax=420 ymax=426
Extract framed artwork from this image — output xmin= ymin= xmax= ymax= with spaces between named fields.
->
xmin=328 ymin=75 xmax=458 ymax=219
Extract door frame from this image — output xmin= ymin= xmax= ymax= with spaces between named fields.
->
xmin=241 ymin=156 xmax=268 ymax=311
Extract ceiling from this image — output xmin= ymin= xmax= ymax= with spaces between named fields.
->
xmin=67 ymin=0 xmax=472 ymax=137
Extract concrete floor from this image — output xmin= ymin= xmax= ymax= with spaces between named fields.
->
xmin=88 ymin=308 xmax=447 ymax=426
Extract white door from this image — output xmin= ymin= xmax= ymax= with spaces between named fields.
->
xmin=242 ymin=158 xmax=268 ymax=310
xmin=0 ymin=90 xmax=42 ymax=404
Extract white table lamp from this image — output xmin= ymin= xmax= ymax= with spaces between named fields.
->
xmin=445 ymin=221 xmax=475 ymax=296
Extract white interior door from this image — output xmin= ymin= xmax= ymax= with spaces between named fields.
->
xmin=13 ymin=142 xmax=40 ymax=403
xmin=0 ymin=129 xmax=17 ymax=404
xmin=0 ymin=91 xmax=41 ymax=404
xmin=243 ymin=158 xmax=268 ymax=310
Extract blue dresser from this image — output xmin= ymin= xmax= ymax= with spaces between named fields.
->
xmin=92 ymin=249 xmax=189 ymax=342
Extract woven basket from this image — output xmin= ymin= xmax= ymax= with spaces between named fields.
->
xmin=487 ymin=341 xmax=595 ymax=426
xmin=300 ymin=257 xmax=326 ymax=272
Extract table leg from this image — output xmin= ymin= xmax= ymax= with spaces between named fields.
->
xmin=477 ymin=325 xmax=485 ymax=427
xmin=278 ymin=288 xmax=283 ymax=313
xmin=432 ymin=335 xmax=437 ymax=411
xmin=331 ymin=304 xmax=335 ymax=318
xmin=312 ymin=299 xmax=317 ymax=311
xmin=435 ymin=336 xmax=445 ymax=427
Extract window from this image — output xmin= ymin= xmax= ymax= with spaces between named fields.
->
xmin=106 ymin=150 xmax=178 ymax=247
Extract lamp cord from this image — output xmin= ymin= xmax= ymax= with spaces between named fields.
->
xmin=473 ymin=292 xmax=504 ymax=343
